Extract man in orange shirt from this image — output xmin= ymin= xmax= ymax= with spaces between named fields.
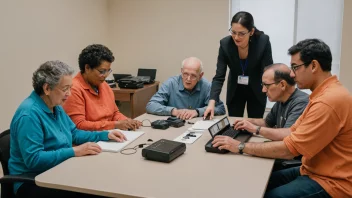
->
xmin=212 ymin=39 xmax=352 ymax=197
xmin=63 ymin=44 xmax=141 ymax=131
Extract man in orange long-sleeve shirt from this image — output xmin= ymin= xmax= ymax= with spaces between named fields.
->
xmin=63 ymin=44 xmax=141 ymax=131
xmin=212 ymin=39 xmax=352 ymax=197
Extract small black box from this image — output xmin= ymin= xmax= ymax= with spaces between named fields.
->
xmin=142 ymin=139 xmax=186 ymax=163
xmin=166 ymin=116 xmax=185 ymax=128
xmin=151 ymin=120 xmax=170 ymax=130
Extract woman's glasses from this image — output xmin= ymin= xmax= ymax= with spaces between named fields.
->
xmin=95 ymin=68 xmax=112 ymax=76
xmin=229 ymin=28 xmax=250 ymax=38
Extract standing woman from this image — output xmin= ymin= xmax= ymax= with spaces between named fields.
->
xmin=204 ymin=11 xmax=273 ymax=119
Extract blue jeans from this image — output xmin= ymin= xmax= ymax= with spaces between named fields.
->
xmin=264 ymin=167 xmax=331 ymax=198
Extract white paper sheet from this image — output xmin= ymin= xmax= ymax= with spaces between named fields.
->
xmin=191 ymin=119 xmax=219 ymax=130
xmin=97 ymin=130 xmax=145 ymax=152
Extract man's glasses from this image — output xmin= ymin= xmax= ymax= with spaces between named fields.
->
xmin=182 ymin=72 xmax=198 ymax=80
xmin=95 ymin=68 xmax=112 ymax=76
xmin=291 ymin=62 xmax=311 ymax=73
xmin=229 ymin=28 xmax=250 ymax=38
xmin=261 ymin=81 xmax=280 ymax=89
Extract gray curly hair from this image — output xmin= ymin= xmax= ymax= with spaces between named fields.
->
xmin=32 ymin=60 xmax=74 ymax=95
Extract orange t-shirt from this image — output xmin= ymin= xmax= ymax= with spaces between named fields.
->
xmin=63 ymin=73 xmax=127 ymax=131
xmin=284 ymin=76 xmax=352 ymax=197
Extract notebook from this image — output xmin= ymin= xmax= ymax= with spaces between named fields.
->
xmin=97 ymin=130 xmax=145 ymax=152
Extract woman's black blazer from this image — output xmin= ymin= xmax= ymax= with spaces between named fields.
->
xmin=210 ymin=34 xmax=273 ymax=106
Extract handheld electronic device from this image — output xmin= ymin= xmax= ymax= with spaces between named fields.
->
xmin=142 ymin=139 xmax=186 ymax=163
xmin=151 ymin=120 xmax=170 ymax=130
xmin=205 ymin=117 xmax=252 ymax=153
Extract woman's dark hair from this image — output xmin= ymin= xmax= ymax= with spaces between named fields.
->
xmin=78 ymin=44 xmax=115 ymax=73
xmin=231 ymin=11 xmax=263 ymax=37
xmin=288 ymin=39 xmax=332 ymax=72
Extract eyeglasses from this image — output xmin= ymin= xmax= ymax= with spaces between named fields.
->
xmin=95 ymin=68 xmax=112 ymax=76
xmin=261 ymin=81 xmax=279 ymax=89
xmin=56 ymin=86 xmax=71 ymax=95
xmin=291 ymin=62 xmax=310 ymax=73
xmin=182 ymin=72 xmax=198 ymax=80
xmin=229 ymin=28 xmax=250 ymax=38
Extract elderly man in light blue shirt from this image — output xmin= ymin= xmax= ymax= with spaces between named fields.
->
xmin=146 ymin=57 xmax=225 ymax=120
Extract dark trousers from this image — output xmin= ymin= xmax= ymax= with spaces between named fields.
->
xmin=227 ymin=85 xmax=266 ymax=118
xmin=264 ymin=167 xmax=331 ymax=198
xmin=17 ymin=183 xmax=107 ymax=198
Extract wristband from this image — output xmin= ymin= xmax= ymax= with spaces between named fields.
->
xmin=195 ymin=109 xmax=200 ymax=117
xmin=256 ymin=126 xmax=261 ymax=135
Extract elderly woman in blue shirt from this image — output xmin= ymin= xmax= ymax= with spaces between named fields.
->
xmin=9 ymin=60 xmax=126 ymax=198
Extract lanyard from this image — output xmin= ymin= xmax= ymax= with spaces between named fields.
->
xmin=240 ymin=59 xmax=248 ymax=75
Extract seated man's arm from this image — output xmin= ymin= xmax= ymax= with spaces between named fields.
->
xmin=257 ymin=127 xmax=291 ymax=141
xmin=234 ymin=103 xmax=290 ymax=141
xmin=146 ymin=81 xmax=173 ymax=116
xmin=212 ymin=136 xmax=296 ymax=159
xmin=246 ymin=118 xmax=267 ymax=127
xmin=245 ymin=141 xmax=296 ymax=159
xmin=234 ymin=119 xmax=291 ymax=141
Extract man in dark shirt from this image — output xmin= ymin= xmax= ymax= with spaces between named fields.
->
xmin=233 ymin=63 xmax=308 ymax=141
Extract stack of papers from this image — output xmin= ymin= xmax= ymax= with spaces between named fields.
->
xmin=97 ymin=130 xmax=145 ymax=152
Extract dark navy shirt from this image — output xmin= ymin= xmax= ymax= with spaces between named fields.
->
xmin=265 ymin=89 xmax=309 ymax=128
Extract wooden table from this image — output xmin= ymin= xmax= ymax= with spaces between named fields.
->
xmin=36 ymin=114 xmax=275 ymax=198
xmin=112 ymin=82 xmax=159 ymax=118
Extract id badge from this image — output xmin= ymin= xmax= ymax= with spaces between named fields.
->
xmin=237 ymin=75 xmax=249 ymax=85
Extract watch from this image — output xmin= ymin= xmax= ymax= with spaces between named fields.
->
xmin=256 ymin=126 xmax=261 ymax=135
xmin=195 ymin=109 xmax=200 ymax=117
xmin=238 ymin=142 xmax=245 ymax=154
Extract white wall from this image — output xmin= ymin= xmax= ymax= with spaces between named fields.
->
xmin=231 ymin=0 xmax=344 ymax=105
xmin=296 ymin=0 xmax=344 ymax=78
xmin=107 ymin=0 xmax=229 ymax=87
xmin=340 ymin=0 xmax=352 ymax=92
xmin=0 ymin=0 xmax=109 ymax=131
xmin=231 ymin=0 xmax=296 ymax=108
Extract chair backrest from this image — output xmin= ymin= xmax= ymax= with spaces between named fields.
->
xmin=0 ymin=129 xmax=10 ymax=175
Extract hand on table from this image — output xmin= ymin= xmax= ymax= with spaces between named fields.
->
xmin=233 ymin=119 xmax=257 ymax=133
xmin=203 ymin=100 xmax=215 ymax=120
xmin=73 ymin=142 xmax=102 ymax=157
xmin=115 ymin=119 xmax=142 ymax=130
xmin=172 ymin=109 xmax=198 ymax=120
xmin=108 ymin=130 xmax=127 ymax=142
xmin=211 ymin=135 xmax=241 ymax=153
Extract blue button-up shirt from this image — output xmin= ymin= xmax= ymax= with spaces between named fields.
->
xmin=146 ymin=75 xmax=225 ymax=116
xmin=9 ymin=91 xmax=110 ymax=193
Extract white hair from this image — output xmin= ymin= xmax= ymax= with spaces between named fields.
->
xmin=32 ymin=60 xmax=74 ymax=95
xmin=181 ymin=57 xmax=203 ymax=73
